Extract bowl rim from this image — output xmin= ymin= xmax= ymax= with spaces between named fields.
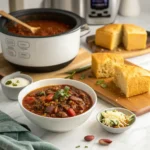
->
xmin=1 ymin=72 xmax=33 ymax=89
xmin=96 ymin=107 xmax=136 ymax=129
xmin=18 ymin=78 xmax=97 ymax=120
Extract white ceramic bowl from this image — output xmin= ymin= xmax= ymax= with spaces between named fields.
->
xmin=18 ymin=78 xmax=97 ymax=132
xmin=1 ymin=72 xmax=33 ymax=100
xmin=97 ymin=107 xmax=136 ymax=134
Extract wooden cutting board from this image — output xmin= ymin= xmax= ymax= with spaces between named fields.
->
xmin=0 ymin=48 xmax=91 ymax=81
xmin=1 ymin=48 xmax=150 ymax=116
xmin=73 ymin=61 xmax=150 ymax=116
xmin=86 ymin=31 xmax=150 ymax=58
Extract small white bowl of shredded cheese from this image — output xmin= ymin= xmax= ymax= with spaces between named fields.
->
xmin=1 ymin=71 xmax=32 ymax=100
xmin=97 ymin=107 xmax=136 ymax=134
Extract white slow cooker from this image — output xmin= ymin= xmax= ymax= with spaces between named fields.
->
xmin=0 ymin=9 xmax=87 ymax=72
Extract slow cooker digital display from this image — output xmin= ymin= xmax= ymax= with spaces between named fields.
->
xmin=91 ymin=0 xmax=109 ymax=9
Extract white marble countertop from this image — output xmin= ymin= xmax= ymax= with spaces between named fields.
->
xmin=1 ymin=13 xmax=150 ymax=150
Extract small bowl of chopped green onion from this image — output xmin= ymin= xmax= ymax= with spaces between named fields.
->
xmin=96 ymin=107 xmax=136 ymax=134
xmin=1 ymin=71 xmax=32 ymax=100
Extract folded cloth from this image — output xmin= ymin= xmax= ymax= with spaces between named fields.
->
xmin=0 ymin=111 xmax=59 ymax=150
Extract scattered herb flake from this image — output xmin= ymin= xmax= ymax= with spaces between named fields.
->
xmin=80 ymin=74 xmax=86 ymax=80
xmin=53 ymin=90 xmax=60 ymax=100
xmin=12 ymin=83 xmax=17 ymax=86
xmin=75 ymin=145 xmax=80 ymax=148
xmin=84 ymin=146 xmax=88 ymax=148
xmin=54 ymin=86 xmax=70 ymax=100
xmin=37 ymin=91 xmax=45 ymax=96
xmin=16 ymin=80 xmax=20 ymax=83
xmin=96 ymin=79 xmax=107 ymax=88
xmin=96 ymin=79 xmax=104 ymax=85
xmin=64 ymin=86 xmax=70 ymax=92
xmin=5 ymin=80 xmax=12 ymax=85
xmin=100 ymin=83 xmax=107 ymax=88
xmin=65 ymin=71 xmax=76 ymax=79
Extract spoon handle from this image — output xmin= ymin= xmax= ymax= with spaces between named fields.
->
xmin=0 ymin=10 xmax=32 ymax=31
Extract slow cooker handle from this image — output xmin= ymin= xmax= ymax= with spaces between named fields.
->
xmin=80 ymin=18 xmax=90 ymax=32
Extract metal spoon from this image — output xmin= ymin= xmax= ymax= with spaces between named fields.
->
xmin=0 ymin=10 xmax=40 ymax=34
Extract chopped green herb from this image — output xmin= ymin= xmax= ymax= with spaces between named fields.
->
xmin=16 ymin=80 xmax=20 ymax=83
xmin=64 ymin=86 xmax=70 ymax=92
xmin=84 ymin=146 xmax=88 ymax=148
xmin=55 ymin=99 xmax=58 ymax=102
xmin=101 ymin=113 xmax=104 ymax=120
xmin=12 ymin=83 xmax=17 ymax=86
xmin=96 ymin=80 xmax=107 ymax=88
xmin=36 ymin=91 xmax=45 ymax=96
xmin=100 ymin=83 xmax=107 ymax=88
xmin=96 ymin=79 xmax=104 ymax=85
xmin=80 ymin=74 xmax=86 ymax=80
xmin=5 ymin=80 xmax=12 ymax=85
xmin=65 ymin=71 xmax=76 ymax=79
xmin=75 ymin=145 xmax=80 ymax=148
xmin=54 ymin=86 xmax=70 ymax=100
xmin=53 ymin=90 xmax=60 ymax=100
xmin=65 ymin=65 xmax=91 ymax=79
xmin=128 ymin=114 xmax=135 ymax=125
xmin=110 ymin=120 xmax=118 ymax=127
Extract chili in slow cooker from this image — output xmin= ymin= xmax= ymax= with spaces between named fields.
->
xmin=23 ymin=85 xmax=93 ymax=118
xmin=8 ymin=20 xmax=71 ymax=36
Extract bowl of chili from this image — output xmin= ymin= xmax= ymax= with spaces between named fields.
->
xmin=18 ymin=78 xmax=97 ymax=132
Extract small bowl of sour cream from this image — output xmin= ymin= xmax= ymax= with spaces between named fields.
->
xmin=1 ymin=72 xmax=32 ymax=100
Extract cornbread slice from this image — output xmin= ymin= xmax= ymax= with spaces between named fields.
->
xmin=123 ymin=24 xmax=147 ymax=50
xmin=114 ymin=65 xmax=150 ymax=97
xmin=95 ymin=24 xmax=122 ymax=50
xmin=92 ymin=53 xmax=124 ymax=78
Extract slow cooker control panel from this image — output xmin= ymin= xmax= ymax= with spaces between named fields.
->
xmin=4 ymin=37 xmax=32 ymax=59
xmin=86 ymin=0 xmax=119 ymax=24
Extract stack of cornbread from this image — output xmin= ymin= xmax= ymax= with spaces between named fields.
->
xmin=92 ymin=24 xmax=149 ymax=97
xmin=92 ymin=53 xmax=150 ymax=98
xmin=95 ymin=24 xmax=147 ymax=51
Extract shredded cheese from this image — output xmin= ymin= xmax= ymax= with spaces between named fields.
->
xmin=100 ymin=110 xmax=134 ymax=128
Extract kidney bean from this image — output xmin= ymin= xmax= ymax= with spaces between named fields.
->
xmin=70 ymin=96 xmax=83 ymax=102
xmin=84 ymin=135 xmax=95 ymax=141
xmin=46 ymin=93 xmax=54 ymax=101
xmin=24 ymin=97 xmax=35 ymax=104
xmin=67 ymin=108 xmax=76 ymax=117
xmin=57 ymin=111 xmax=68 ymax=118
xmin=54 ymin=106 xmax=58 ymax=113
xmin=99 ymin=139 xmax=112 ymax=145
xmin=45 ymin=105 xmax=54 ymax=114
